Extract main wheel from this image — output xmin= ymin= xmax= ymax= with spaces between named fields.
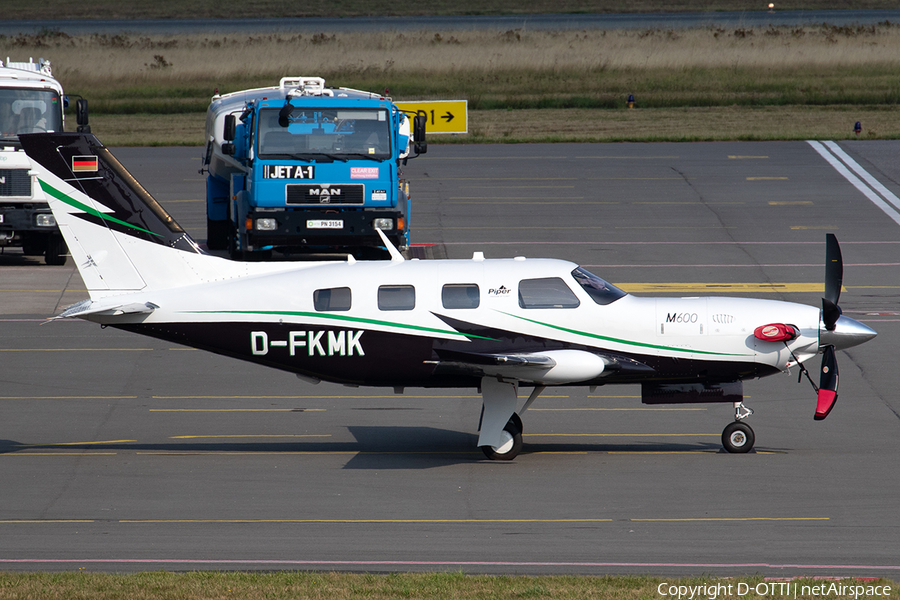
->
xmin=481 ymin=418 xmax=523 ymax=461
xmin=509 ymin=411 xmax=523 ymax=434
xmin=722 ymin=421 xmax=755 ymax=453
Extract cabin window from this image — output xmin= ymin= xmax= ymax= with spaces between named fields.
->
xmin=518 ymin=277 xmax=580 ymax=309
xmin=442 ymin=284 xmax=480 ymax=309
xmin=313 ymin=287 xmax=352 ymax=311
xmin=378 ymin=285 xmax=416 ymax=311
xmin=571 ymin=267 xmax=627 ymax=306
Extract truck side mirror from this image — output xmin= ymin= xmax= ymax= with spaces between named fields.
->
xmin=223 ymin=114 xmax=236 ymax=142
xmin=278 ymin=104 xmax=293 ymax=128
xmin=413 ymin=114 xmax=427 ymax=154
xmin=222 ymin=143 xmax=235 ymax=156
xmin=76 ymin=98 xmax=90 ymax=134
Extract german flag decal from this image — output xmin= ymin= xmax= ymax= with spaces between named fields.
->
xmin=72 ymin=155 xmax=99 ymax=172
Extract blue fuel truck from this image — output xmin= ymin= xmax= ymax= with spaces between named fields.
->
xmin=201 ymin=77 xmax=426 ymax=259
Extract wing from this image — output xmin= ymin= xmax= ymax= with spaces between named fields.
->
xmin=431 ymin=348 xmax=653 ymax=385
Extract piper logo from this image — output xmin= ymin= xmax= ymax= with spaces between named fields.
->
xmin=488 ymin=285 xmax=511 ymax=296
xmin=251 ymin=330 xmax=364 ymax=357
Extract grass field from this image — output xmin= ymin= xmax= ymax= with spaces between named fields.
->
xmin=0 ymin=572 xmax=896 ymax=599
xmin=5 ymin=22 xmax=898 ymax=144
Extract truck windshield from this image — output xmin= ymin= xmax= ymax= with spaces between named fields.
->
xmin=571 ymin=266 xmax=627 ymax=305
xmin=0 ymin=88 xmax=63 ymax=140
xmin=257 ymin=107 xmax=391 ymax=160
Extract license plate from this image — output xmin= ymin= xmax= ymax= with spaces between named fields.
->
xmin=307 ymin=219 xmax=343 ymax=230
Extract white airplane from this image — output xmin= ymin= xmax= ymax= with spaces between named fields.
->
xmin=21 ymin=132 xmax=877 ymax=460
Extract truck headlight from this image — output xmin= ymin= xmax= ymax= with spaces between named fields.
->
xmin=256 ymin=218 xmax=278 ymax=231
xmin=373 ymin=218 xmax=393 ymax=230
xmin=35 ymin=214 xmax=56 ymax=227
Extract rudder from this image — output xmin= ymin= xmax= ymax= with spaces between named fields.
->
xmin=21 ymin=133 xmax=213 ymax=298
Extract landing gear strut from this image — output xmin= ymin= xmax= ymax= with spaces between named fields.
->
xmin=722 ymin=401 xmax=755 ymax=453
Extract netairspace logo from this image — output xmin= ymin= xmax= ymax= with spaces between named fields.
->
xmin=657 ymin=581 xmax=892 ymax=600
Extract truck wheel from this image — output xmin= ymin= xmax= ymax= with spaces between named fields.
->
xmin=207 ymin=218 xmax=230 ymax=251
xmin=45 ymin=235 xmax=68 ymax=266
xmin=23 ymin=239 xmax=44 ymax=256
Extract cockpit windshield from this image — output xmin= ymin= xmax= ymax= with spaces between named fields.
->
xmin=571 ymin=266 xmax=627 ymax=305
xmin=0 ymin=88 xmax=63 ymax=140
xmin=256 ymin=107 xmax=391 ymax=160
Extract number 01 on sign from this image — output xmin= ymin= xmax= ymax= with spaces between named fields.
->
xmin=394 ymin=100 xmax=468 ymax=135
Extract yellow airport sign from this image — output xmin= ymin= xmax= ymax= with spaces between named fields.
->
xmin=395 ymin=100 xmax=468 ymax=134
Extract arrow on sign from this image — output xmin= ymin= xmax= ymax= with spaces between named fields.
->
xmin=393 ymin=101 xmax=468 ymax=134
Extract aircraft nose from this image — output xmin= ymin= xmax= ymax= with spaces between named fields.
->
xmin=820 ymin=315 xmax=877 ymax=350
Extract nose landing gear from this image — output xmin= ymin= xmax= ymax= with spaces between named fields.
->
xmin=722 ymin=401 xmax=755 ymax=453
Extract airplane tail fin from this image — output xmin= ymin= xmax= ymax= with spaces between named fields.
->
xmin=20 ymin=132 xmax=237 ymax=299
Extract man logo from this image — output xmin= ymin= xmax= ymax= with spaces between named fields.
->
xmin=309 ymin=187 xmax=342 ymax=197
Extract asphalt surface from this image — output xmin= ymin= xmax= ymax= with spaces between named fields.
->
xmin=1 ymin=141 xmax=899 ymax=576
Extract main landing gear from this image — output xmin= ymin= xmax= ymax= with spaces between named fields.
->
xmin=721 ymin=401 xmax=755 ymax=453
xmin=481 ymin=413 xmax=523 ymax=460
xmin=477 ymin=377 xmax=538 ymax=461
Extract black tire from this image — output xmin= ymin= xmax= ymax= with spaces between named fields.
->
xmin=481 ymin=417 xmax=523 ymax=461
xmin=207 ymin=218 xmax=230 ymax=251
xmin=22 ymin=239 xmax=44 ymax=256
xmin=722 ymin=421 xmax=755 ymax=453
xmin=509 ymin=412 xmax=523 ymax=434
xmin=44 ymin=235 xmax=67 ymax=266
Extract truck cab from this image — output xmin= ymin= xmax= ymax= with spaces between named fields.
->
xmin=0 ymin=58 xmax=69 ymax=264
xmin=203 ymin=77 xmax=425 ymax=260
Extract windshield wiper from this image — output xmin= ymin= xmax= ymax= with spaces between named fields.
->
xmin=300 ymin=153 xmax=348 ymax=163
xmin=340 ymin=153 xmax=385 ymax=163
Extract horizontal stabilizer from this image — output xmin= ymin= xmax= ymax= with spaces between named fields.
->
xmin=56 ymin=299 xmax=158 ymax=319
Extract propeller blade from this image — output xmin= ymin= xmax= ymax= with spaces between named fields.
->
xmin=822 ymin=298 xmax=842 ymax=331
xmin=824 ymin=233 xmax=843 ymax=307
xmin=814 ymin=345 xmax=839 ymax=420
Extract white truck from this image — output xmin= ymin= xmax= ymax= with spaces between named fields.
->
xmin=0 ymin=57 xmax=87 ymax=265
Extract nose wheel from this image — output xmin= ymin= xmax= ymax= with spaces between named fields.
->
xmin=722 ymin=401 xmax=755 ymax=453
xmin=722 ymin=421 xmax=755 ymax=453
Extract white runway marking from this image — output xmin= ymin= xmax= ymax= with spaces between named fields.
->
xmin=808 ymin=140 xmax=900 ymax=227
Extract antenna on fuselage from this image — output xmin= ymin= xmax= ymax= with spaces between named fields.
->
xmin=375 ymin=228 xmax=405 ymax=263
